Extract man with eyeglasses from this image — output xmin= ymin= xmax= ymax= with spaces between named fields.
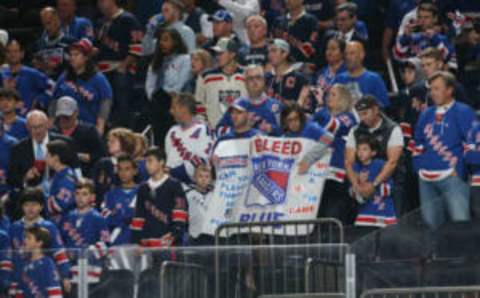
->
xmin=7 ymin=110 xmax=78 ymax=219
xmin=216 ymin=64 xmax=282 ymax=137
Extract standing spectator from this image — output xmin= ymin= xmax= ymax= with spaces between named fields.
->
xmin=335 ymin=41 xmax=390 ymax=107
xmin=0 ymin=223 xmax=11 ymax=294
xmin=324 ymin=2 xmax=368 ymax=43
xmin=145 ymin=28 xmax=191 ymax=145
xmin=183 ymin=48 xmax=213 ymax=94
xmin=305 ymin=38 xmax=347 ymax=110
xmin=215 ymin=0 xmax=260 ymax=43
xmin=465 ymin=117 xmax=480 ymax=217
xmin=56 ymin=0 xmax=95 ymax=40
xmin=265 ymin=39 xmax=308 ymax=104
xmin=217 ymin=64 xmax=283 ymax=136
xmin=345 ymin=96 xmax=404 ymax=217
xmin=101 ymin=154 xmax=139 ymax=245
xmin=182 ymin=0 xmax=212 ymax=46
xmin=273 ymin=0 xmax=319 ymax=63
xmin=33 ymin=7 xmax=76 ymax=79
xmin=413 ymin=71 xmax=475 ymax=231
xmin=304 ymin=0 xmax=335 ymax=31
xmin=202 ymin=9 xmax=242 ymax=52
xmin=195 ymin=37 xmax=247 ymax=127
xmin=0 ymin=111 xmax=17 ymax=201
xmin=240 ymin=15 xmax=269 ymax=66
xmin=142 ymin=0 xmax=196 ymax=56
xmin=0 ymin=89 xmax=28 ymax=140
xmin=394 ymin=3 xmax=457 ymax=69
xmin=53 ymin=38 xmax=113 ymax=135
xmin=52 ymin=96 xmax=106 ymax=176
xmin=7 ymin=111 xmax=77 ymax=213
xmin=351 ymin=136 xmax=397 ymax=228
xmin=313 ymin=84 xmax=357 ymax=223
xmin=165 ymin=93 xmax=213 ymax=184
xmin=1 ymin=40 xmax=53 ymax=114
xmin=145 ymin=28 xmax=191 ymax=99
xmin=96 ymin=0 xmax=143 ymax=127
xmin=130 ymin=147 xmax=188 ymax=248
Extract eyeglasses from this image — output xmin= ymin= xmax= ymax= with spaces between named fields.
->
xmin=245 ymin=75 xmax=264 ymax=81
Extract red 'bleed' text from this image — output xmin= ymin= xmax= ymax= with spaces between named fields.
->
xmin=254 ymin=138 xmax=302 ymax=155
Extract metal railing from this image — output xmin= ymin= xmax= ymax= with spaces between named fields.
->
xmin=361 ymin=286 xmax=480 ymax=298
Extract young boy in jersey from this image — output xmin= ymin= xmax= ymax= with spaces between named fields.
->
xmin=101 ymin=154 xmax=139 ymax=245
xmin=131 ymin=147 xmax=188 ymax=248
xmin=15 ymin=226 xmax=63 ymax=298
xmin=61 ymin=179 xmax=109 ymax=284
xmin=351 ymin=136 xmax=397 ymax=228
xmin=183 ymin=164 xmax=214 ymax=246
xmin=0 ymin=88 xmax=28 ymax=140
xmin=10 ymin=188 xmax=71 ymax=295
xmin=46 ymin=139 xmax=78 ymax=224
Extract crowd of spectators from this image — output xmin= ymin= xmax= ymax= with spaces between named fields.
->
xmin=0 ymin=0 xmax=479 ymax=296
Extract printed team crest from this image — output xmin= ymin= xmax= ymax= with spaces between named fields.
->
xmin=246 ymin=155 xmax=295 ymax=207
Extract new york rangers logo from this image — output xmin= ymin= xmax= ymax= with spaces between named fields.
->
xmin=247 ymin=155 xmax=295 ymax=207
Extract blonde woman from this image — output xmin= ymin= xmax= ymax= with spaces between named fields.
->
xmin=313 ymin=84 xmax=359 ymax=224
xmin=183 ymin=48 xmax=213 ymax=93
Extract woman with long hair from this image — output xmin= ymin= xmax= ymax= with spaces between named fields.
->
xmin=145 ymin=28 xmax=191 ymax=146
xmin=52 ymin=38 xmax=112 ymax=135
xmin=313 ymin=83 xmax=358 ymax=224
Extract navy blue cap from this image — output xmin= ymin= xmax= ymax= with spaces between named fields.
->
xmin=208 ymin=9 xmax=233 ymax=23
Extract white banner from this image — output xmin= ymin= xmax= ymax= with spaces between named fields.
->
xmin=203 ymin=136 xmax=331 ymax=236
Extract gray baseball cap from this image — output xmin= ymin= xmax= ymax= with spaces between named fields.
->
xmin=56 ymin=96 xmax=78 ymax=117
xmin=211 ymin=37 xmax=240 ymax=53
xmin=269 ymin=38 xmax=290 ymax=53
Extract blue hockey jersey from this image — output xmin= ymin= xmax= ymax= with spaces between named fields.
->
xmin=352 ymin=159 xmax=397 ymax=227
xmin=0 ymin=133 xmax=17 ymax=195
xmin=61 ymin=16 xmax=94 ymax=41
xmin=47 ymin=167 xmax=77 ymax=225
xmin=314 ymin=108 xmax=358 ymax=182
xmin=216 ymin=95 xmax=283 ymax=137
xmin=101 ymin=186 xmax=138 ymax=245
xmin=413 ymin=101 xmax=475 ymax=181
xmin=53 ymin=71 xmax=113 ymax=125
xmin=4 ymin=116 xmax=28 ymax=140
xmin=0 ymin=66 xmax=53 ymax=114
xmin=465 ymin=119 xmax=480 ymax=186
xmin=33 ymin=32 xmax=76 ymax=79
xmin=16 ymin=256 xmax=63 ymax=298
xmin=334 ymin=70 xmax=390 ymax=107
xmin=0 ymin=229 xmax=12 ymax=292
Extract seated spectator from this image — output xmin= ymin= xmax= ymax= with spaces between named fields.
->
xmin=412 ymin=71 xmax=475 ymax=231
xmin=304 ymin=38 xmax=347 ymax=110
xmin=53 ymin=38 xmax=113 ymax=135
xmin=56 ymin=0 xmax=94 ymax=40
xmin=33 ymin=7 xmax=76 ymax=79
xmin=183 ymin=48 xmax=213 ymax=94
xmin=95 ymin=0 xmax=143 ymax=128
xmin=313 ymin=84 xmax=357 ymax=223
xmin=101 ymin=153 xmax=139 ymax=246
xmin=265 ymin=39 xmax=308 ymax=104
xmin=335 ymin=41 xmax=390 ymax=107
xmin=45 ymin=139 xmax=78 ymax=224
xmin=351 ymin=135 xmax=397 ymax=228
xmin=195 ymin=37 xmax=247 ymax=128
xmin=240 ymin=15 xmax=269 ymax=66
xmin=273 ymin=0 xmax=319 ymax=63
xmin=142 ymin=0 xmax=195 ymax=56
xmin=52 ymin=96 xmax=106 ymax=176
xmin=345 ymin=96 xmax=404 ymax=217
xmin=0 ymin=111 xmax=17 ymax=200
xmin=0 ymin=89 xmax=28 ymax=140
xmin=182 ymin=164 xmax=214 ymax=245
xmin=324 ymin=2 xmax=368 ymax=43
xmin=91 ymin=127 xmax=136 ymax=202
xmin=394 ymin=2 xmax=457 ymax=69
xmin=217 ymin=65 xmax=282 ymax=136
xmin=1 ymin=40 xmax=53 ymax=115
xmin=165 ymin=93 xmax=213 ymax=184
xmin=280 ymin=104 xmax=332 ymax=175
xmin=215 ymin=0 xmax=260 ymax=43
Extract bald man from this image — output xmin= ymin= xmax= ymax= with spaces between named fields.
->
xmin=334 ymin=41 xmax=390 ymax=108
xmin=7 ymin=110 xmax=78 ymax=218
xmin=33 ymin=7 xmax=76 ymax=78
